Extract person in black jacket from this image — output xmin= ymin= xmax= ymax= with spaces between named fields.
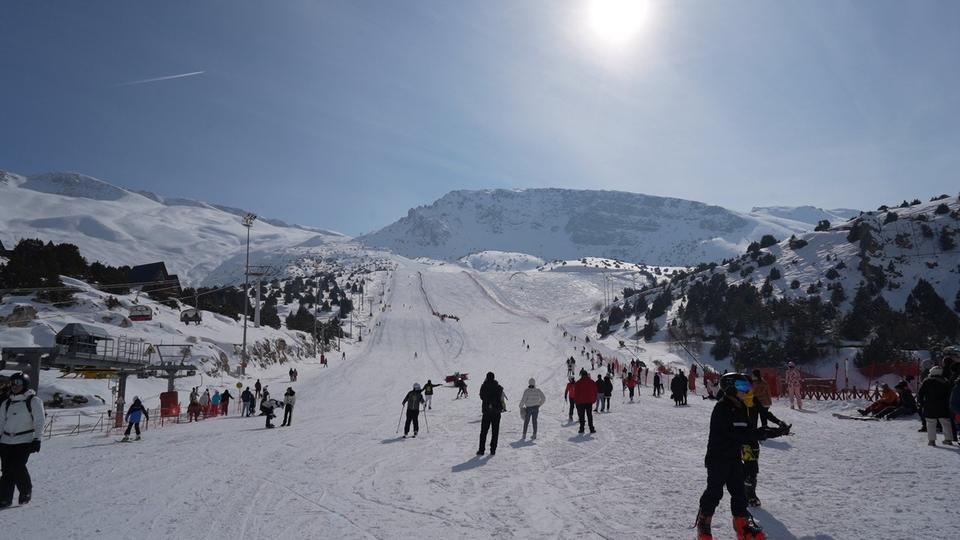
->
xmin=477 ymin=372 xmax=505 ymax=456
xmin=594 ymin=374 xmax=604 ymax=412
xmin=671 ymin=371 xmax=687 ymax=406
xmin=653 ymin=372 xmax=663 ymax=397
xmin=695 ymin=373 xmax=767 ymax=540
xmin=401 ymin=384 xmax=424 ymax=438
xmin=601 ymin=375 xmax=613 ymax=412
xmin=918 ymin=367 xmax=954 ymax=446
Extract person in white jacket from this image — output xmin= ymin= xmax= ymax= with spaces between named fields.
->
xmin=0 ymin=372 xmax=45 ymax=507
xmin=280 ymin=388 xmax=296 ymax=427
xmin=519 ymin=378 xmax=547 ymax=440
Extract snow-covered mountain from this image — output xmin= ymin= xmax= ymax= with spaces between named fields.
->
xmin=359 ymin=189 xmax=821 ymax=266
xmin=750 ymin=205 xmax=860 ymax=225
xmin=0 ymin=170 xmax=344 ymax=285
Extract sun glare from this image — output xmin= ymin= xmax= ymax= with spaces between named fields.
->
xmin=586 ymin=0 xmax=651 ymax=48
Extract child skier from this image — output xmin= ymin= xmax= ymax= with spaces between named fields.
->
xmin=122 ymin=396 xmax=149 ymax=441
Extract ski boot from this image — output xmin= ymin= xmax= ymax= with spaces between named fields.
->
xmin=694 ymin=510 xmax=713 ymax=540
xmin=733 ymin=515 xmax=765 ymax=540
xmin=18 ymin=491 xmax=31 ymax=505
xmin=121 ymin=436 xmax=130 ymax=442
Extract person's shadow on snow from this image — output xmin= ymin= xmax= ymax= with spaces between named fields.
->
xmin=380 ymin=437 xmax=406 ymax=444
xmin=751 ymin=508 xmax=834 ymax=540
xmin=451 ymin=455 xmax=490 ymax=473
xmin=568 ymin=434 xmax=594 ymax=443
xmin=510 ymin=439 xmax=535 ymax=449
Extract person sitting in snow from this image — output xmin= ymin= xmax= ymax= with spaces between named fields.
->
xmin=858 ymin=383 xmax=899 ymax=416
xmin=875 ymin=381 xmax=917 ymax=420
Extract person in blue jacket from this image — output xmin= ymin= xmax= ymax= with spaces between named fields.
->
xmin=122 ymin=396 xmax=149 ymax=441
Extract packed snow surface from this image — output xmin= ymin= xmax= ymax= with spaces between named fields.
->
xmin=4 ymin=260 xmax=954 ymax=539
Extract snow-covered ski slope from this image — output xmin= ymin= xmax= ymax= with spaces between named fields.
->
xmin=7 ymin=260 xmax=954 ymax=539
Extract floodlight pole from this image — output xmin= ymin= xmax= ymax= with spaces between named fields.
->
xmin=241 ymin=213 xmax=257 ymax=375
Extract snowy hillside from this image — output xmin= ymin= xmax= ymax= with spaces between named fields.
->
xmin=3 ymin=258 xmax=955 ymax=539
xmin=750 ymin=205 xmax=860 ymax=225
xmin=0 ymin=170 xmax=344 ymax=285
xmin=458 ymin=251 xmax=545 ymax=272
xmin=359 ymin=189 xmax=823 ymax=266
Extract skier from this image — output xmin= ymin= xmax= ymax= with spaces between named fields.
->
xmin=519 ymin=378 xmax=546 ymax=440
xmin=750 ymin=371 xmax=787 ymax=429
xmin=401 ymin=384 xmax=424 ymax=438
xmin=694 ymin=373 xmax=768 ymax=540
xmin=422 ymin=380 xmax=438 ymax=410
xmin=477 ymin=372 xmax=505 ymax=455
xmin=122 ymin=396 xmax=149 ymax=442
xmin=260 ymin=398 xmax=278 ymax=428
xmin=0 ymin=372 xmax=44 ymax=508
xmin=573 ymin=369 xmax=597 ymax=434
xmin=254 ymin=379 xmax=262 ymax=401
xmin=594 ymin=374 xmax=604 ymax=412
xmin=220 ymin=389 xmax=232 ymax=416
xmin=280 ymin=388 xmax=296 ymax=427
xmin=240 ymin=387 xmax=254 ymax=417
xmin=918 ymin=366 xmax=954 ymax=446
xmin=785 ymin=362 xmax=803 ymax=410
xmin=671 ymin=371 xmax=686 ymax=406
xmin=564 ymin=376 xmax=577 ymax=422
xmin=625 ymin=372 xmax=637 ymax=402
xmin=601 ymin=375 xmax=613 ymax=412
xmin=289 ymin=368 xmax=295 ymax=382
xmin=653 ymin=371 xmax=663 ymax=397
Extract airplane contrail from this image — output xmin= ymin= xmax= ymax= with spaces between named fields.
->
xmin=118 ymin=71 xmax=205 ymax=86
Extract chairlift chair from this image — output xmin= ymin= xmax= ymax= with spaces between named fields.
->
xmin=180 ymin=308 xmax=202 ymax=325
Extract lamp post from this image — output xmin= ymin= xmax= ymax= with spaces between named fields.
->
xmin=241 ymin=213 xmax=257 ymax=375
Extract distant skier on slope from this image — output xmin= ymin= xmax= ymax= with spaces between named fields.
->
xmin=122 ymin=396 xmax=149 ymax=442
xmin=519 ymin=378 xmax=546 ymax=440
xmin=401 ymin=384 xmax=424 ymax=438
xmin=694 ymin=373 xmax=768 ymax=540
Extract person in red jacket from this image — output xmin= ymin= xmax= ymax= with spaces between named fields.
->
xmin=564 ymin=376 xmax=576 ymax=422
xmin=573 ymin=369 xmax=597 ymax=434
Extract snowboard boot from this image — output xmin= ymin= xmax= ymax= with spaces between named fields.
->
xmin=694 ymin=510 xmax=713 ymax=540
xmin=18 ymin=492 xmax=31 ymax=505
xmin=928 ymin=440 xmax=936 ymax=446
xmin=135 ymin=435 xmax=141 ymax=441
xmin=121 ymin=436 xmax=130 ymax=442
xmin=733 ymin=515 xmax=765 ymax=540
xmin=413 ymin=432 xmax=418 ymax=438
xmin=0 ymin=500 xmax=11 ymax=509
xmin=531 ymin=433 xmax=536 ymax=440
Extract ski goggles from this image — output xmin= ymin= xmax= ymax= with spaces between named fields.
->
xmin=734 ymin=379 xmax=753 ymax=393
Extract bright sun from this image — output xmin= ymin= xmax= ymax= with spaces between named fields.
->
xmin=586 ymin=0 xmax=651 ymax=48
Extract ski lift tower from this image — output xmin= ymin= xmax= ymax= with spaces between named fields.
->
xmin=247 ymin=265 xmax=272 ymax=328
xmin=240 ymin=213 xmax=257 ymax=375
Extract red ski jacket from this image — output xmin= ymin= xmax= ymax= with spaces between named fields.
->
xmin=574 ymin=377 xmax=598 ymax=404
xmin=565 ymin=382 xmax=576 ymax=401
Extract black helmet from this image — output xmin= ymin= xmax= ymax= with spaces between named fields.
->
xmin=718 ymin=373 xmax=751 ymax=396
xmin=8 ymin=372 xmax=30 ymax=392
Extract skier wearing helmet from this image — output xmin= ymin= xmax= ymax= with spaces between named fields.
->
xmin=401 ymin=383 xmax=424 ymax=438
xmin=121 ymin=396 xmax=149 ymax=442
xmin=0 ymin=372 xmax=45 ymax=508
xmin=694 ymin=373 xmax=767 ymax=540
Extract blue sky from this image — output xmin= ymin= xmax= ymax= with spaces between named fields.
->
xmin=1 ymin=1 xmax=958 ymax=235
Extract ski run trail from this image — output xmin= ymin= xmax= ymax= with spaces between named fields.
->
xmin=7 ymin=260 xmax=957 ymax=539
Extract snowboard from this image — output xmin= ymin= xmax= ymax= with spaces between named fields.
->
xmin=832 ymin=413 xmax=880 ymax=421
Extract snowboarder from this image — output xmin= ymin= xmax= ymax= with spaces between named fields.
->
xmin=477 ymin=372 xmax=505 ymax=455
xmin=260 ymin=398 xmax=278 ymax=428
xmin=875 ymin=381 xmax=917 ymax=420
xmin=653 ymin=372 xmax=663 ymax=397
xmin=280 ymin=388 xmax=296 ymax=427
xmin=564 ymin=376 xmax=577 ymax=421
xmin=694 ymin=373 xmax=768 ymax=540
xmin=220 ymin=389 xmax=232 ymax=416
xmin=401 ymin=384 xmax=424 ymax=438
xmin=254 ymin=379 xmax=262 ymax=401
xmin=122 ymin=396 xmax=149 ymax=442
xmin=519 ymin=378 xmax=546 ymax=440
xmin=0 ymin=372 xmax=44 ymax=508
xmin=785 ymin=362 xmax=803 ymax=410
xmin=918 ymin=366 xmax=954 ymax=446
xmin=857 ymin=383 xmax=899 ymax=417
xmin=574 ymin=369 xmax=597 ymax=434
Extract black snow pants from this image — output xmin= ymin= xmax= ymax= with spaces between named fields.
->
xmin=576 ymin=403 xmax=595 ymax=432
xmin=404 ymin=409 xmax=420 ymax=435
xmin=123 ymin=421 xmax=141 ymax=437
xmin=282 ymin=404 xmax=294 ymax=426
xmin=478 ymin=412 xmax=501 ymax=453
xmin=699 ymin=458 xmax=749 ymax=518
xmin=568 ymin=399 xmax=576 ymax=420
xmin=0 ymin=443 xmax=33 ymax=504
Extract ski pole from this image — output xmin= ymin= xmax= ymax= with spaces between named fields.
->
xmin=422 ymin=408 xmax=429 ymax=434
xmin=395 ymin=407 xmax=404 ymax=434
